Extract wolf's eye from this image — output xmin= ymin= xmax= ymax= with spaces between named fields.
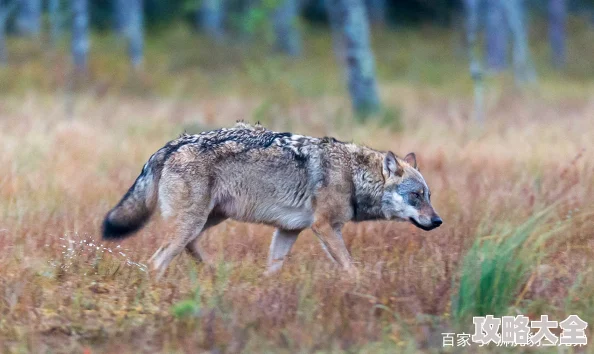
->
xmin=410 ymin=192 xmax=421 ymax=200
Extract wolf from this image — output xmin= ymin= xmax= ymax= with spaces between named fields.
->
xmin=102 ymin=121 xmax=442 ymax=278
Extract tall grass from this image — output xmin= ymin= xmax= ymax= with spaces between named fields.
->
xmin=453 ymin=208 xmax=567 ymax=321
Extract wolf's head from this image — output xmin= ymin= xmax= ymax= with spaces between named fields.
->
xmin=381 ymin=152 xmax=442 ymax=231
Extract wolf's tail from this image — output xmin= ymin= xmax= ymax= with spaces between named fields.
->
xmin=102 ymin=148 xmax=168 ymax=240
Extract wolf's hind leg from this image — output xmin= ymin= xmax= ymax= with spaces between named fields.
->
xmin=185 ymin=214 xmax=226 ymax=263
xmin=150 ymin=204 xmax=212 ymax=279
xmin=264 ymin=228 xmax=301 ymax=275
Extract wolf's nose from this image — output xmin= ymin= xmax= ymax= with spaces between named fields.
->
xmin=431 ymin=216 xmax=443 ymax=227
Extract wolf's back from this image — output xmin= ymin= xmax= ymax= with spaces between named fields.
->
xmin=102 ymin=147 xmax=168 ymax=240
xmin=102 ymin=125 xmax=316 ymax=239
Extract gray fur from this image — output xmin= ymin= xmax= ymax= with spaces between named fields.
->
xmin=102 ymin=122 xmax=442 ymax=278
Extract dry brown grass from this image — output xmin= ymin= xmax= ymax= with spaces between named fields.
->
xmin=1 ymin=24 xmax=594 ymax=352
xmin=1 ymin=85 xmax=593 ymax=353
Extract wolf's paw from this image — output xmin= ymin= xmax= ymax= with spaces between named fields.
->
xmin=263 ymin=258 xmax=285 ymax=277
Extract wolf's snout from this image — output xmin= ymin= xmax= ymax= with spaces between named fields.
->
xmin=431 ymin=216 xmax=443 ymax=228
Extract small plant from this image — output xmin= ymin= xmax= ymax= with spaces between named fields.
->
xmin=171 ymin=266 xmax=202 ymax=318
xmin=171 ymin=260 xmax=231 ymax=319
xmin=171 ymin=290 xmax=201 ymax=318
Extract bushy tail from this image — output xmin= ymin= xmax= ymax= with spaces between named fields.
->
xmin=102 ymin=149 xmax=167 ymax=240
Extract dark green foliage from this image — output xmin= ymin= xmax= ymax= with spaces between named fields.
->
xmin=389 ymin=0 xmax=460 ymax=27
xmin=81 ymin=0 xmax=468 ymax=32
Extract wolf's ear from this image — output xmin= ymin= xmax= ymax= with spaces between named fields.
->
xmin=404 ymin=152 xmax=418 ymax=170
xmin=384 ymin=151 xmax=403 ymax=178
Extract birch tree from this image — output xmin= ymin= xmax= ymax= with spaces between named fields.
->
xmin=114 ymin=0 xmax=129 ymax=35
xmin=501 ymin=0 xmax=537 ymax=85
xmin=49 ymin=0 xmax=64 ymax=46
xmin=485 ymin=0 xmax=508 ymax=72
xmin=200 ymin=0 xmax=224 ymax=39
xmin=463 ymin=0 xmax=484 ymax=122
xmin=126 ymin=0 xmax=144 ymax=69
xmin=0 ymin=0 xmax=17 ymax=64
xmin=15 ymin=0 xmax=41 ymax=36
xmin=272 ymin=0 xmax=301 ymax=56
xmin=326 ymin=0 xmax=380 ymax=118
xmin=548 ymin=0 xmax=566 ymax=68
xmin=71 ymin=0 xmax=89 ymax=73
xmin=114 ymin=0 xmax=144 ymax=68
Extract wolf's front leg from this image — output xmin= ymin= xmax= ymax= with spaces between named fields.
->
xmin=264 ymin=228 xmax=302 ymax=276
xmin=311 ymin=221 xmax=358 ymax=276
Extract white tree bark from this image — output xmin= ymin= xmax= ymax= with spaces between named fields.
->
xmin=49 ymin=0 xmax=64 ymax=46
xmin=200 ymin=0 xmax=224 ymax=39
xmin=463 ymin=0 xmax=484 ymax=123
xmin=15 ymin=0 xmax=41 ymax=37
xmin=273 ymin=0 xmax=301 ymax=56
xmin=114 ymin=0 xmax=129 ymax=34
xmin=126 ymin=0 xmax=144 ymax=69
xmin=502 ymin=0 xmax=537 ymax=85
xmin=71 ymin=0 xmax=89 ymax=73
xmin=326 ymin=0 xmax=381 ymax=118
xmin=485 ymin=0 xmax=508 ymax=72
xmin=548 ymin=0 xmax=566 ymax=68
xmin=0 ymin=0 xmax=18 ymax=64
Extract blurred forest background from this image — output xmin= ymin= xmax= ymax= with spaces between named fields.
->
xmin=1 ymin=0 xmax=594 ymax=117
xmin=1 ymin=0 xmax=594 ymax=353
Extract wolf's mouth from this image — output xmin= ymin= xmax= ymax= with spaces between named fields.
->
xmin=409 ymin=217 xmax=439 ymax=231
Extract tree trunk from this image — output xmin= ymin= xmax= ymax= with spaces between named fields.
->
xmin=0 ymin=23 xmax=6 ymax=65
xmin=200 ymin=0 xmax=224 ymax=39
xmin=365 ymin=0 xmax=385 ymax=26
xmin=127 ymin=0 xmax=143 ymax=69
xmin=548 ymin=0 xmax=566 ymax=69
xmin=485 ymin=0 xmax=508 ymax=72
xmin=463 ymin=0 xmax=484 ymax=122
xmin=0 ymin=0 xmax=18 ymax=64
xmin=49 ymin=0 xmax=62 ymax=46
xmin=15 ymin=0 xmax=41 ymax=37
xmin=114 ymin=0 xmax=129 ymax=35
xmin=272 ymin=0 xmax=301 ymax=56
xmin=71 ymin=0 xmax=89 ymax=73
xmin=502 ymin=0 xmax=537 ymax=85
xmin=326 ymin=0 xmax=381 ymax=118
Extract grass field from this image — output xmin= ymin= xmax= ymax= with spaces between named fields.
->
xmin=1 ymin=24 xmax=594 ymax=353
